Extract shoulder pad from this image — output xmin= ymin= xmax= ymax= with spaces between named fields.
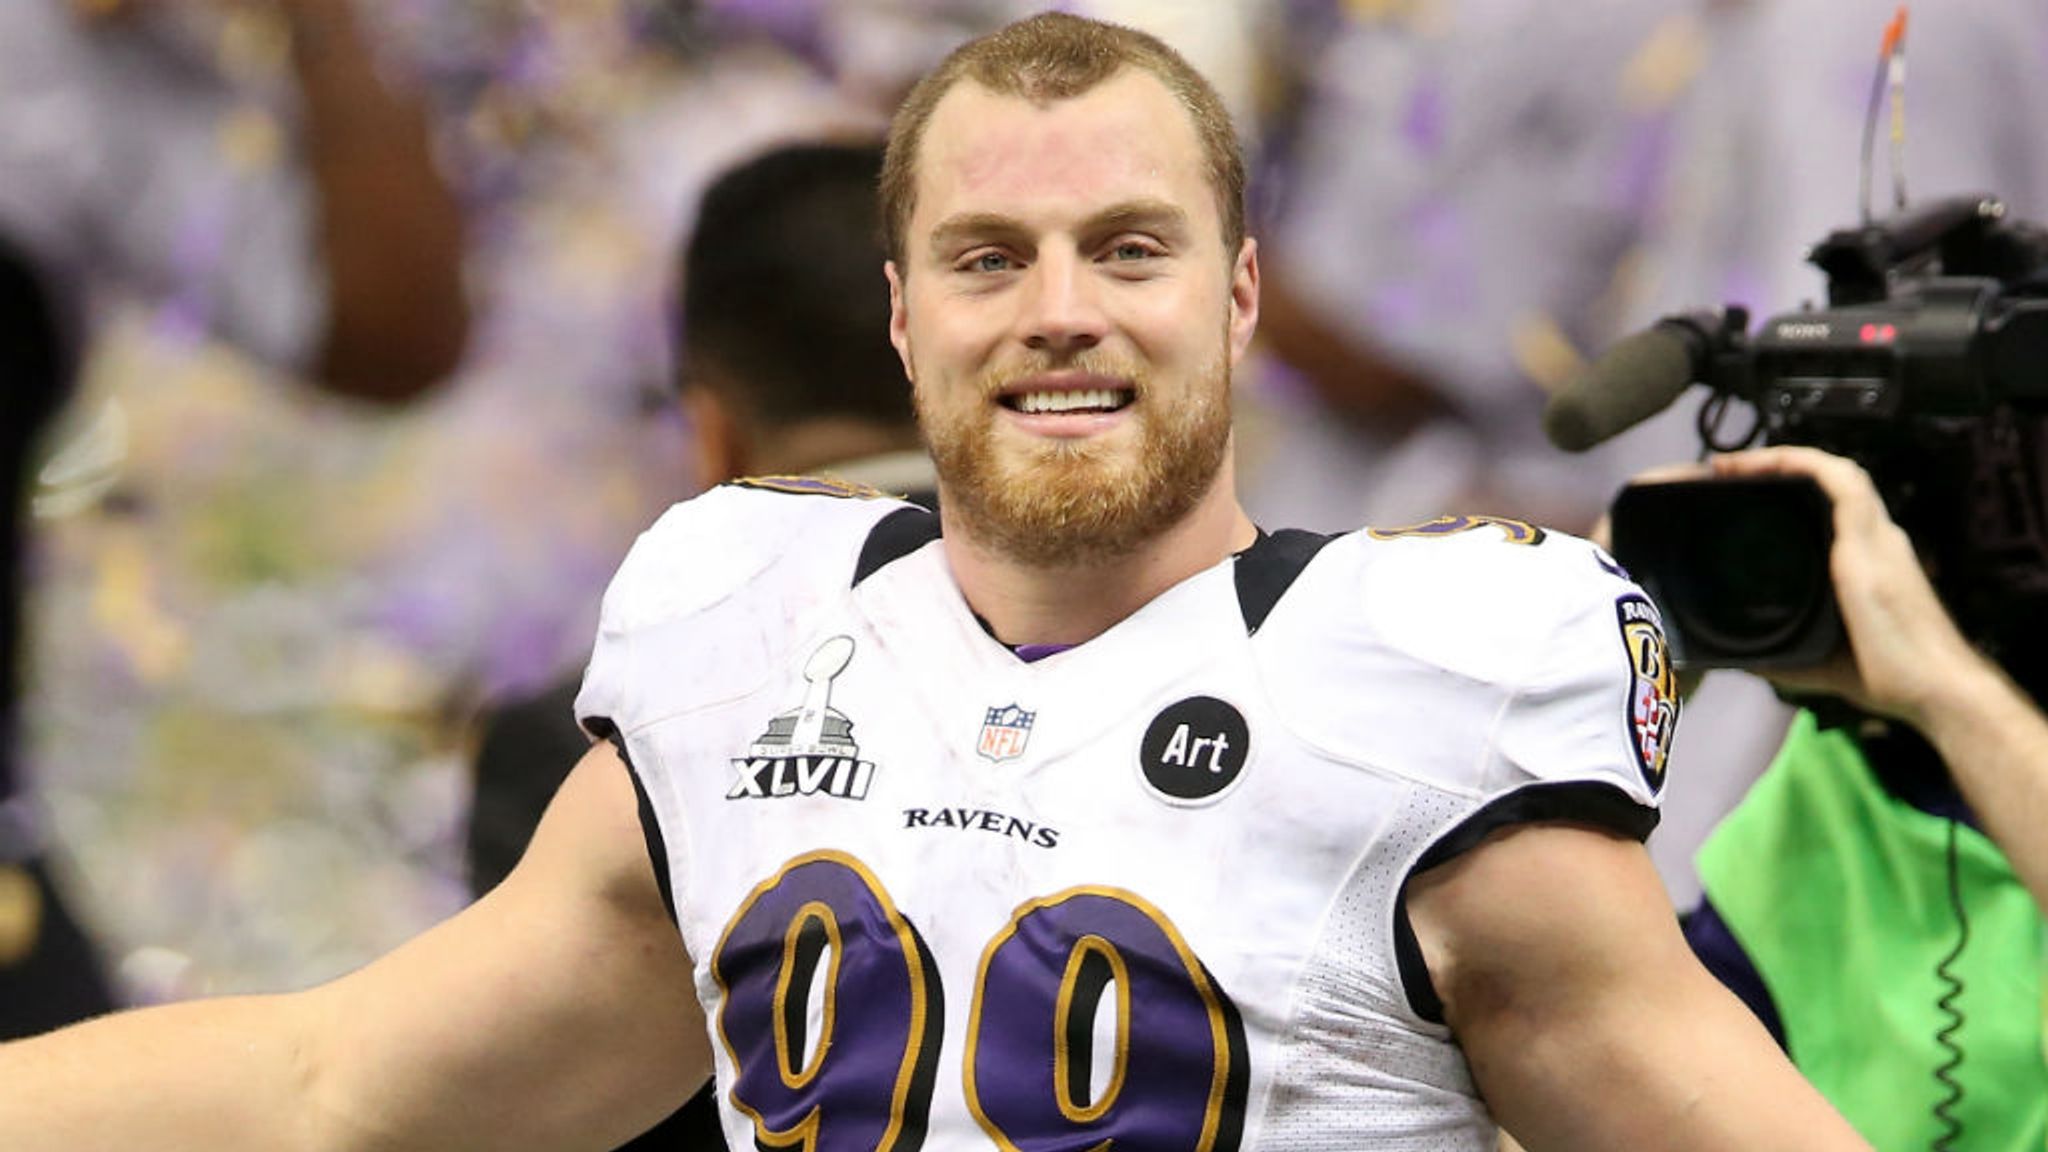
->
xmin=1349 ymin=520 xmax=1625 ymax=681
xmin=577 ymin=485 xmax=914 ymax=738
xmin=595 ymin=484 xmax=909 ymax=637
xmin=1257 ymin=524 xmax=1672 ymax=801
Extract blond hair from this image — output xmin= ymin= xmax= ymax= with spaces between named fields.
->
xmin=880 ymin=11 xmax=1246 ymax=265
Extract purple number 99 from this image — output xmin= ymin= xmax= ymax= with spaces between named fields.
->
xmin=712 ymin=856 xmax=1245 ymax=1152
xmin=712 ymin=852 xmax=942 ymax=1152
xmin=966 ymin=889 xmax=1247 ymax=1152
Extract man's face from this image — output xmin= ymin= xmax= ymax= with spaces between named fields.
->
xmin=887 ymin=69 xmax=1259 ymax=567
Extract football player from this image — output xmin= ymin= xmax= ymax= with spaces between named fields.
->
xmin=1 ymin=12 xmax=1869 ymax=1151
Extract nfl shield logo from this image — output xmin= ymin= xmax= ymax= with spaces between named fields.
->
xmin=977 ymin=704 xmax=1035 ymax=763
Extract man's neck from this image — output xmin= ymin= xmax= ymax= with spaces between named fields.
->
xmin=940 ymin=479 xmax=1258 ymax=648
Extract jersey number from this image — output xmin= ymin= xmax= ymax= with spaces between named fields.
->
xmin=711 ymin=851 xmax=1248 ymax=1152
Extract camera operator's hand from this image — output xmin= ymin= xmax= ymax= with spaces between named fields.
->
xmin=1708 ymin=446 xmax=1982 ymax=725
xmin=1714 ymin=445 xmax=2048 ymax=911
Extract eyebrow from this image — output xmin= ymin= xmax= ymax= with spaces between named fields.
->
xmin=925 ymin=198 xmax=1194 ymax=257
xmin=927 ymin=212 xmax=1029 ymax=257
xmin=1086 ymin=199 xmax=1191 ymax=241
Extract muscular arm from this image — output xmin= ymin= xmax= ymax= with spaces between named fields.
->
xmin=281 ymin=0 xmax=468 ymax=402
xmin=1408 ymin=822 xmax=1870 ymax=1151
xmin=0 ymin=743 xmax=708 ymax=1151
xmin=1712 ymin=445 xmax=2048 ymax=911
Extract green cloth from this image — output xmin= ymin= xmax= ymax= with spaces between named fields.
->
xmin=1697 ymin=712 xmax=2047 ymax=1151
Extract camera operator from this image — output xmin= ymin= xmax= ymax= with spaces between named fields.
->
xmin=1674 ymin=444 xmax=2048 ymax=1150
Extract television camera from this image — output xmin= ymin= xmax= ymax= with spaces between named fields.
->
xmin=1545 ymin=194 xmax=2048 ymax=671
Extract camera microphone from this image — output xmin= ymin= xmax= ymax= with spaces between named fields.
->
xmin=1543 ymin=312 xmax=1732 ymax=452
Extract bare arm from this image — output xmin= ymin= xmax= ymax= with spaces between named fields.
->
xmin=1408 ymin=821 xmax=1870 ymax=1151
xmin=0 ymin=743 xmax=708 ymax=1151
xmin=279 ymin=0 xmax=468 ymax=402
xmin=1712 ymin=445 xmax=2048 ymax=910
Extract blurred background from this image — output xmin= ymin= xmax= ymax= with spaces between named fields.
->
xmin=7 ymin=0 xmax=2046 ymax=1007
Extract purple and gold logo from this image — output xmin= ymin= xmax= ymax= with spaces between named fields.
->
xmin=1616 ymin=595 xmax=1678 ymax=793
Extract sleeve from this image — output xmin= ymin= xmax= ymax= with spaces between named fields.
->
xmin=1392 ymin=529 xmax=1673 ymax=870
xmin=1487 ymin=558 xmax=1675 ymax=813
xmin=571 ymin=490 xmax=786 ymax=929
xmin=1388 ymin=536 xmax=1677 ymax=1023
xmin=574 ymin=484 xmax=911 ymax=741
xmin=571 ymin=485 xmax=909 ymax=931
xmin=572 ymin=492 xmax=781 ymax=743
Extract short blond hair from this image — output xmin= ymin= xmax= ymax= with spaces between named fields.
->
xmin=880 ymin=11 xmax=1246 ymax=265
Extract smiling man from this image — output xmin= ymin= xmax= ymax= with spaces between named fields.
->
xmin=1 ymin=12 xmax=1870 ymax=1152
xmin=886 ymin=60 xmax=1249 ymax=580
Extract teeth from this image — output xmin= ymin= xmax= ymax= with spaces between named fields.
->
xmin=1015 ymin=389 xmax=1128 ymax=414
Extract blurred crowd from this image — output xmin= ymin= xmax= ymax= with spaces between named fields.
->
xmin=7 ymin=0 xmax=2047 ymax=1009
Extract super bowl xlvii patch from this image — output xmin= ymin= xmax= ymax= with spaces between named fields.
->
xmin=728 ymin=636 xmax=878 ymax=801
xmin=1616 ymin=594 xmax=1678 ymax=793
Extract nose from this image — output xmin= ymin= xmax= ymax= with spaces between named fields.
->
xmin=1019 ymin=248 xmax=1107 ymax=356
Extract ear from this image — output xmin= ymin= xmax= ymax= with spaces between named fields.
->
xmin=681 ymin=386 xmax=748 ymax=491
xmin=886 ymin=260 xmax=915 ymax=384
xmin=1227 ymin=237 xmax=1261 ymax=370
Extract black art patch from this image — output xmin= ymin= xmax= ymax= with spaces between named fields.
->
xmin=1139 ymin=696 xmax=1250 ymax=804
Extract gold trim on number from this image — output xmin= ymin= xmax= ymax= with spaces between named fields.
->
xmin=773 ymin=900 xmax=842 ymax=1089
xmin=1053 ymin=934 xmax=1131 ymax=1123
xmin=710 ymin=850 xmax=935 ymax=1152
xmin=965 ymin=886 xmax=1237 ymax=1152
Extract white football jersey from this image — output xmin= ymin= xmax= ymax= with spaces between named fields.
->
xmin=577 ymin=480 xmax=1676 ymax=1152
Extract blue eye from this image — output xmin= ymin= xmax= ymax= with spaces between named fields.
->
xmin=970 ymin=252 xmax=1012 ymax=273
xmin=1111 ymin=242 xmax=1155 ymax=261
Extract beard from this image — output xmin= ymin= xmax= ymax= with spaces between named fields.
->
xmin=916 ymin=348 xmax=1233 ymax=568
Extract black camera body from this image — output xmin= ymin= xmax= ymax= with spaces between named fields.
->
xmin=1603 ymin=195 xmax=2048 ymax=670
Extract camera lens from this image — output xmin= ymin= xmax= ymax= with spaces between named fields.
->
xmin=1662 ymin=498 xmax=1830 ymax=656
xmin=1611 ymin=475 xmax=1842 ymax=668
